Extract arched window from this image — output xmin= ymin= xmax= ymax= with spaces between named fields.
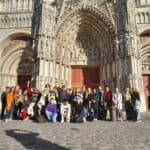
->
xmin=141 ymin=13 xmax=145 ymax=23
xmin=136 ymin=13 xmax=141 ymax=23
xmin=145 ymin=13 xmax=149 ymax=23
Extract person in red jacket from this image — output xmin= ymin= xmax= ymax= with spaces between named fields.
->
xmin=103 ymin=86 xmax=112 ymax=120
xmin=26 ymin=81 xmax=32 ymax=100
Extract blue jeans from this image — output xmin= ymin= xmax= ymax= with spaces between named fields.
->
xmin=5 ymin=110 xmax=12 ymax=119
xmin=5 ymin=102 xmax=14 ymax=119
xmin=83 ymin=107 xmax=88 ymax=118
xmin=45 ymin=111 xmax=57 ymax=123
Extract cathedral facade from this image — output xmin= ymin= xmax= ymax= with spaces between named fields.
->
xmin=0 ymin=0 xmax=149 ymax=111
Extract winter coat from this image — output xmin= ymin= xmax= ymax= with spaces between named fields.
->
xmin=5 ymin=91 xmax=14 ymax=111
xmin=45 ymin=103 xmax=57 ymax=115
xmin=112 ymin=92 xmax=123 ymax=110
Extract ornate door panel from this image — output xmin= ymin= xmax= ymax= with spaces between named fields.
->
xmin=142 ymin=75 xmax=150 ymax=110
xmin=72 ymin=67 xmax=100 ymax=89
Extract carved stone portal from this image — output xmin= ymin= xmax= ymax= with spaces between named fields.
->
xmin=70 ymin=33 xmax=100 ymax=63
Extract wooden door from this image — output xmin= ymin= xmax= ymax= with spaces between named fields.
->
xmin=72 ymin=67 xmax=100 ymax=89
xmin=142 ymin=75 xmax=150 ymax=110
xmin=82 ymin=67 xmax=100 ymax=88
xmin=71 ymin=68 xmax=83 ymax=88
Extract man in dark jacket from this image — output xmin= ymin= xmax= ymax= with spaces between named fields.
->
xmin=74 ymin=98 xmax=85 ymax=123
xmin=1 ymin=87 xmax=9 ymax=120
xmin=131 ymin=87 xmax=141 ymax=122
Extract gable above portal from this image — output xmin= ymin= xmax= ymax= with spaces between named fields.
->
xmin=57 ymin=0 xmax=115 ymax=26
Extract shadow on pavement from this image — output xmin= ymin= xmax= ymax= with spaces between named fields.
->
xmin=5 ymin=129 xmax=70 ymax=150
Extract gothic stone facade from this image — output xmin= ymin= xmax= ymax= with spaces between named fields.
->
xmin=0 ymin=0 xmax=150 ymax=112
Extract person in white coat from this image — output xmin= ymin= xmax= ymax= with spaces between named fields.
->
xmin=60 ymin=99 xmax=71 ymax=123
xmin=112 ymin=87 xmax=123 ymax=121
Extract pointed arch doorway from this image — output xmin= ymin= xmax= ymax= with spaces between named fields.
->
xmin=56 ymin=7 xmax=115 ymax=88
xmin=140 ymin=31 xmax=150 ymax=111
xmin=0 ymin=34 xmax=34 ymax=91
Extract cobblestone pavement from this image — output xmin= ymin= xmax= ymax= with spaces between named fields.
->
xmin=0 ymin=113 xmax=150 ymax=150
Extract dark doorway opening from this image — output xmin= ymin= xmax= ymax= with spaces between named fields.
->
xmin=18 ymin=75 xmax=32 ymax=91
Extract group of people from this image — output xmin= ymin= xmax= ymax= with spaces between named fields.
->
xmin=0 ymin=81 xmax=142 ymax=123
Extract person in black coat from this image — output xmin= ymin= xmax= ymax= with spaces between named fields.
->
xmin=131 ymin=87 xmax=141 ymax=122
xmin=59 ymin=86 xmax=68 ymax=104
xmin=1 ymin=87 xmax=9 ymax=120
xmin=73 ymin=98 xmax=85 ymax=123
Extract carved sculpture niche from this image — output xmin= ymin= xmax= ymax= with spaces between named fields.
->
xmin=71 ymin=33 xmax=101 ymax=62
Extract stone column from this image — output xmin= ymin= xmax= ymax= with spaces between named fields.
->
xmin=34 ymin=0 xmax=57 ymax=89
xmin=124 ymin=33 xmax=146 ymax=112
xmin=66 ymin=65 xmax=70 ymax=87
xmin=68 ymin=66 xmax=72 ymax=88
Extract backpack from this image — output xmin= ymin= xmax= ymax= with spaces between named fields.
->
xmin=19 ymin=109 xmax=28 ymax=120
xmin=86 ymin=108 xmax=94 ymax=121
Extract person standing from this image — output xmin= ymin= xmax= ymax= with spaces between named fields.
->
xmin=123 ymin=87 xmax=132 ymax=120
xmin=43 ymin=84 xmax=51 ymax=105
xmin=97 ymin=86 xmax=105 ymax=120
xmin=26 ymin=81 xmax=32 ymax=101
xmin=112 ymin=87 xmax=123 ymax=121
xmin=5 ymin=87 xmax=14 ymax=121
xmin=103 ymin=86 xmax=112 ymax=121
xmin=93 ymin=88 xmax=100 ymax=120
xmin=1 ymin=87 xmax=9 ymax=120
xmin=83 ymin=87 xmax=95 ymax=120
xmin=59 ymin=85 xmax=68 ymax=104
xmin=131 ymin=87 xmax=141 ymax=122
xmin=13 ymin=85 xmax=23 ymax=119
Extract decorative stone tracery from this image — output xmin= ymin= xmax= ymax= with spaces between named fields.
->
xmin=141 ymin=45 xmax=150 ymax=74
xmin=54 ymin=5 xmax=115 ymax=87
xmin=140 ymin=33 xmax=150 ymax=74
xmin=73 ymin=32 xmax=101 ymax=62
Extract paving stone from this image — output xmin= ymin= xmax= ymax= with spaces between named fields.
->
xmin=0 ymin=113 xmax=150 ymax=150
